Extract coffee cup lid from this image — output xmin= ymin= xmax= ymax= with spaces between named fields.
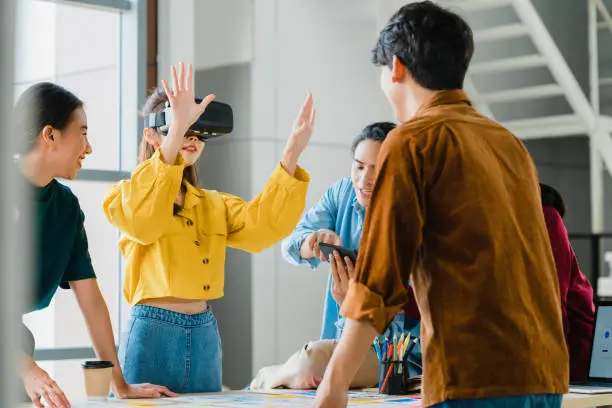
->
xmin=82 ymin=360 xmax=114 ymax=369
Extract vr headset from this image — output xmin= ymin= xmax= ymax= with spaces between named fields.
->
xmin=145 ymin=99 xmax=233 ymax=141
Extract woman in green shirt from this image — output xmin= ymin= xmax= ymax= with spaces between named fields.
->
xmin=15 ymin=82 xmax=176 ymax=408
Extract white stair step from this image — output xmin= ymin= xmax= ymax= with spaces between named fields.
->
xmin=602 ymin=116 xmax=612 ymax=131
xmin=601 ymin=77 xmax=612 ymax=87
xmin=473 ymin=24 xmax=529 ymax=42
xmin=477 ymin=84 xmax=565 ymax=103
xmin=470 ymin=55 xmax=548 ymax=74
xmin=438 ymin=0 xmax=513 ymax=12
xmin=502 ymin=114 xmax=586 ymax=139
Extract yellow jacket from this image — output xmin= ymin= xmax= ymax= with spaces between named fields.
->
xmin=103 ymin=150 xmax=310 ymax=305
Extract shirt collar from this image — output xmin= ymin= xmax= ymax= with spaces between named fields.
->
xmin=351 ymin=191 xmax=365 ymax=214
xmin=413 ymin=89 xmax=472 ymax=119
xmin=182 ymin=180 xmax=205 ymax=209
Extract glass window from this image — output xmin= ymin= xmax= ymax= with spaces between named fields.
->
xmin=53 ymin=180 xmax=119 ymax=348
xmin=57 ymin=68 xmax=121 ymax=171
xmin=15 ymin=1 xmax=122 ymax=172
xmin=15 ymin=0 xmax=140 ymax=398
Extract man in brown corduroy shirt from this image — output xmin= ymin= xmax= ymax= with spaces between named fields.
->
xmin=313 ymin=2 xmax=569 ymax=408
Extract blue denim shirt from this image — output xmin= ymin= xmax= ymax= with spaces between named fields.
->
xmin=281 ymin=178 xmax=421 ymax=342
xmin=282 ymin=177 xmax=364 ymax=340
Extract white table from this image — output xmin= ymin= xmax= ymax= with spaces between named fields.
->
xmin=562 ymin=392 xmax=612 ymax=408
xmin=18 ymin=391 xmax=612 ymax=407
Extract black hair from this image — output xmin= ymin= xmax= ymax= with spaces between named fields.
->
xmin=13 ymin=82 xmax=83 ymax=153
xmin=540 ymin=183 xmax=566 ymax=218
xmin=372 ymin=1 xmax=474 ymax=90
xmin=351 ymin=122 xmax=396 ymax=155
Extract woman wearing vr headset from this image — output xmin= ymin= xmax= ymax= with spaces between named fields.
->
xmin=14 ymin=82 xmax=176 ymax=408
xmin=103 ymin=62 xmax=314 ymax=393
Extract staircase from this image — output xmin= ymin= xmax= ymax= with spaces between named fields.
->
xmin=436 ymin=0 xmax=612 ymax=234
xmin=438 ymin=0 xmax=612 ymax=176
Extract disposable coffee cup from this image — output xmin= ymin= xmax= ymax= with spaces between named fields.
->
xmin=82 ymin=361 xmax=114 ymax=401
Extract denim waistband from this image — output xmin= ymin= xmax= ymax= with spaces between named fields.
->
xmin=131 ymin=304 xmax=215 ymax=327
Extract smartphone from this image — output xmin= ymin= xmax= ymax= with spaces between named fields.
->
xmin=318 ymin=242 xmax=358 ymax=265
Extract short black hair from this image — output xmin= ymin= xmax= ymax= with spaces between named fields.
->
xmin=540 ymin=183 xmax=566 ymax=218
xmin=372 ymin=1 xmax=474 ymax=90
xmin=351 ymin=122 xmax=396 ymax=155
xmin=13 ymin=82 xmax=83 ymax=153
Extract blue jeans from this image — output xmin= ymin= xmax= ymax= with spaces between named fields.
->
xmin=431 ymin=394 xmax=562 ymax=408
xmin=119 ymin=305 xmax=222 ymax=394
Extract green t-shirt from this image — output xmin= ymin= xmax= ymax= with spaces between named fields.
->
xmin=28 ymin=179 xmax=96 ymax=311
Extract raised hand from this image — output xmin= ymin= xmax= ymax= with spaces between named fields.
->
xmin=158 ymin=62 xmax=215 ymax=165
xmin=281 ymin=93 xmax=316 ymax=175
xmin=161 ymin=62 xmax=215 ymax=132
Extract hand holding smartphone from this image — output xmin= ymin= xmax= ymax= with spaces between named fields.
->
xmin=317 ymin=242 xmax=358 ymax=266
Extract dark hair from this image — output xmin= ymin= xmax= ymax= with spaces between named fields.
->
xmin=540 ymin=183 xmax=566 ymax=218
xmin=140 ymin=88 xmax=198 ymax=213
xmin=351 ymin=122 xmax=396 ymax=155
xmin=372 ymin=1 xmax=474 ymax=90
xmin=13 ymin=82 xmax=83 ymax=153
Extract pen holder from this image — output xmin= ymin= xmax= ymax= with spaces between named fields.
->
xmin=378 ymin=360 xmax=409 ymax=395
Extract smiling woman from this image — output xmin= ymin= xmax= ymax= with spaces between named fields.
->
xmin=13 ymin=82 xmax=174 ymax=408
xmin=15 ymin=83 xmax=92 ymax=182
xmin=12 ymin=0 xmax=155 ymax=403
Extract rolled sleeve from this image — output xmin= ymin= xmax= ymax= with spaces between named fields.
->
xmin=271 ymin=163 xmax=310 ymax=186
xmin=280 ymin=181 xmax=340 ymax=270
xmin=341 ymin=281 xmax=404 ymax=334
xmin=224 ymin=164 xmax=310 ymax=253
xmin=281 ymin=231 xmax=322 ymax=269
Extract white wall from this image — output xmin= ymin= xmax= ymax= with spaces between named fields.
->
xmin=157 ymin=0 xmax=253 ymax=79
xmin=195 ymin=63 xmax=255 ymax=389
xmin=250 ymin=0 xmax=393 ymax=374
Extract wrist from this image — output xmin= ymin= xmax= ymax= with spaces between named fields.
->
xmin=168 ymin=122 xmax=190 ymax=136
xmin=19 ymin=357 xmax=36 ymax=379
xmin=111 ymin=370 xmax=127 ymax=388
xmin=325 ymin=362 xmax=351 ymax=390
xmin=299 ymin=240 xmax=312 ymax=259
xmin=282 ymin=146 xmax=298 ymax=161
xmin=281 ymin=149 xmax=298 ymax=172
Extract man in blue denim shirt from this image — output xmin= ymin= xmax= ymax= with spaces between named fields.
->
xmin=282 ymin=122 xmax=421 ymax=344
xmin=250 ymin=123 xmax=421 ymax=391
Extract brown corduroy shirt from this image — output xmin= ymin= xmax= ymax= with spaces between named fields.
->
xmin=341 ymin=90 xmax=569 ymax=407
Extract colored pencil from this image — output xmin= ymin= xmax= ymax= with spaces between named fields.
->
xmin=380 ymin=362 xmax=394 ymax=392
xmin=403 ymin=337 xmax=419 ymax=360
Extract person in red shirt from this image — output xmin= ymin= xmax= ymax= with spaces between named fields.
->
xmin=540 ymin=183 xmax=596 ymax=383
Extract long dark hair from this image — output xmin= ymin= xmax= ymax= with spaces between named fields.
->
xmin=540 ymin=183 xmax=566 ymax=218
xmin=13 ymin=82 xmax=83 ymax=154
xmin=140 ymin=88 xmax=199 ymax=213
